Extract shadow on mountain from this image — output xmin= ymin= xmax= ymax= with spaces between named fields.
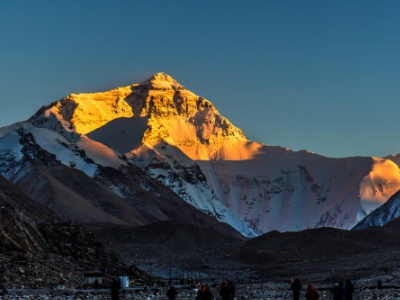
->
xmin=87 ymin=117 xmax=149 ymax=154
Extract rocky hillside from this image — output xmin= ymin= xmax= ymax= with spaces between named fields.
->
xmin=0 ymin=174 xmax=58 ymax=254
xmin=0 ymin=174 xmax=127 ymax=289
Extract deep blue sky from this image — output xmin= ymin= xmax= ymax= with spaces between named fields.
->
xmin=1 ymin=1 xmax=399 ymax=158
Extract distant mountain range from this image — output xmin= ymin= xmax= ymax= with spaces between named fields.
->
xmin=1 ymin=72 xmax=400 ymax=236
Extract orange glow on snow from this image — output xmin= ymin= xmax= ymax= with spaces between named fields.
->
xmin=359 ymin=158 xmax=400 ymax=204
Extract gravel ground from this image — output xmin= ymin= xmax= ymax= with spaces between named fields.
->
xmin=2 ymin=283 xmax=400 ymax=299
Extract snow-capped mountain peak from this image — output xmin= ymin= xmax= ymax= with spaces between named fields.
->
xmin=1 ymin=73 xmax=400 ymax=236
xmin=140 ymin=72 xmax=185 ymax=91
xmin=30 ymin=72 xmax=250 ymax=161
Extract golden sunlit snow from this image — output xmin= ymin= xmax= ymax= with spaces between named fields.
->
xmin=47 ymin=73 xmax=260 ymax=161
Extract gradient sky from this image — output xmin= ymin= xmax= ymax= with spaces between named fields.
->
xmin=1 ymin=1 xmax=399 ymax=158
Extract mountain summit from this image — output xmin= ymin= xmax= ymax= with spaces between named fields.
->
xmin=141 ymin=72 xmax=185 ymax=90
xmin=2 ymin=73 xmax=400 ymax=236
xmin=31 ymin=72 xmax=250 ymax=161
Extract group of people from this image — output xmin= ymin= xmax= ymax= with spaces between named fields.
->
xmin=195 ymin=283 xmax=213 ymax=300
xmin=331 ymin=280 xmax=354 ymax=300
xmin=291 ymin=278 xmax=355 ymax=300
xmin=167 ymin=280 xmax=235 ymax=300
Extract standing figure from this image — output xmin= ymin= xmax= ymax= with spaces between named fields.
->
xmin=291 ymin=278 xmax=302 ymax=300
xmin=338 ymin=281 xmax=345 ymax=300
xmin=204 ymin=285 xmax=213 ymax=300
xmin=111 ymin=278 xmax=121 ymax=300
xmin=197 ymin=283 xmax=206 ymax=300
xmin=332 ymin=284 xmax=340 ymax=300
xmin=219 ymin=281 xmax=230 ymax=300
xmin=219 ymin=281 xmax=227 ymax=299
xmin=377 ymin=280 xmax=383 ymax=289
xmin=94 ymin=279 xmax=99 ymax=292
xmin=304 ymin=284 xmax=320 ymax=300
xmin=167 ymin=285 xmax=178 ymax=300
xmin=228 ymin=281 xmax=235 ymax=300
xmin=345 ymin=280 xmax=354 ymax=300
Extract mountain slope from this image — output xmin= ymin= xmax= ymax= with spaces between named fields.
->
xmin=0 ymin=173 xmax=59 ymax=254
xmin=0 ymin=174 xmax=132 ymax=289
xmin=0 ymin=126 xmax=243 ymax=237
xmin=1 ymin=72 xmax=400 ymax=236
xmin=353 ymin=190 xmax=400 ymax=230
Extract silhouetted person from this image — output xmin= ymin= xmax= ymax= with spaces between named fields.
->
xmin=291 ymin=278 xmax=302 ymax=300
xmin=345 ymin=280 xmax=354 ymax=300
xmin=167 ymin=285 xmax=178 ymax=300
xmin=220 ymin=281 xmax=231 ymax=300
xmin=332 ymin=284 xmax=340 ymax=300
xmin=377 ymin=280 xmax=383 ymax=290
xmin=94 ymin=279 xmax=99 ymax=291
xmin=204 ymin=285 xmax=213 ymax=300
xmin=338 ymin=281 xmax=345 ymax=300
xmin=219 ymin=280 xmax=228 ymax=299
xmin=197 ymin=283 xmax=206 ymax=300
xmin=228 ymin=281 xmax=235 ymax=300
xmin=305 ymin=284 xmax=320 ymax=300
xmin=111 ymin=278 xmax=121 ymax=300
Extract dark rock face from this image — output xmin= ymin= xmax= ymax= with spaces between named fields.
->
xmin=0 ymin=173 xmax=58 ymax=255
xmin=0 ymin=174 xmax=128 ymax=289
xmin=0 ymin=205 xmax=48 ymax=254
xmin=0 ymin=222 xmax=127 ymax=289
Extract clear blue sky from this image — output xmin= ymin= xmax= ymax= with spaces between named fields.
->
xmin=1 ymin=1 xmax=399 ymax=158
